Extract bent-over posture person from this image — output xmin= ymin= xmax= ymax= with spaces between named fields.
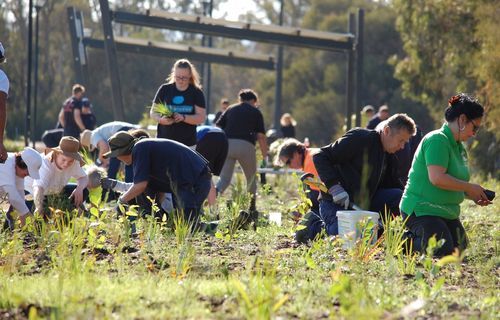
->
xmin=400 ymin=93 xmax=492 ymax=256
xmin=24 ymin=136 xmax=89 ymax=219
xmin=1 ymin=148 xmax=42 ymax=228
xmin=196 ymin=125 xmax=228 ymax=205
xmin=312 ymin=113 xmax=416 ymax=241
xmin=81 ymin=121 xmax=139 ymax=182
xmin=276 ymin=138 xmax=323 ymax=243
xmin=103 ymin=132 xmax=212 ymax=227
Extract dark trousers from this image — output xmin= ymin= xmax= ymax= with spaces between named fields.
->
xmin=196 ymin=132 xmax=228 ymax=176
xmin=321 ymin=188 xmax=402 ymax=236
xmin=135 ymin=170 xmax=212 ymax=229
xmin=298 ymin=188 xmax=402 ymax=242
xmin=41 ymin=128 xmax=63 ymax=148
xmin=403 ymin=212 xmax=468 ymax=257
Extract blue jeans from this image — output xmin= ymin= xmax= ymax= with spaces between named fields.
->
xmin=320 ymin=188 xmax=403 ymax=236
xmin=174 ymin=173 xmax=212 ymax=225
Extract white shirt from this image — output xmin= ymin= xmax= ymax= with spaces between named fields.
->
xmin=0 ymin=69 xmax=9 ymax=95
xmin=91 ymin=121 xmax=138 ymax=147
xmin=25 ymin=151 xmax=87 ymax=195
xmin=0 ymin=154 xmax=30 ymax=215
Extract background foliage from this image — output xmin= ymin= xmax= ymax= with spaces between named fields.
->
xmin=0 ymin=0 xmax=497 ymax=175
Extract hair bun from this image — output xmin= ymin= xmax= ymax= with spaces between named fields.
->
xmin=448 ymin=95 xmax=461 ymax=106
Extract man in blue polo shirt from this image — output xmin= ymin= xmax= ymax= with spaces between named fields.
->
xmin=103 ymin=132 xmax=212 ymax=227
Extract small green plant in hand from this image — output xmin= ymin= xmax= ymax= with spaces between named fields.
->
xmin=150 ymin=102 xmax=174 ymax=118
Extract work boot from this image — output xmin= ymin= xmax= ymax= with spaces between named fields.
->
xmin=248 ymin=196 xmax=259 ymax=230
xmin=235 ymin=210 xmax=252 ymax=230
xmin=3 ymin=212 xmax=14 ymax=231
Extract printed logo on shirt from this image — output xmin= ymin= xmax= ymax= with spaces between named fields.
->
xmin=170 ymin=105 xmax=194 ymax=114
xmin=173 ymin=96 xmax=185 ymax=104
xmin=63 ymin=98 xmax=74 ymax=112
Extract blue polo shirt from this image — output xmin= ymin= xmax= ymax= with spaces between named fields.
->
xmin=132 ymin=138 xmax=209 ymax=192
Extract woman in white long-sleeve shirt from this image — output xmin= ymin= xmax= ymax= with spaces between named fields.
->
xmin=1 ymin=147 xmax=42 ymax=228
xmin=24 ymin=136 xmax=88 ymax=218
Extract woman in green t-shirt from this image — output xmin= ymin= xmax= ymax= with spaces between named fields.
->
xmin=400 ymin=93 xmax=492 ymax=256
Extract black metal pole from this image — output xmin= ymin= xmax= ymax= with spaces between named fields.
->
xmin=354 ymin=9 xmax=364 ymax=128
xmin=99 ymin=0 xmax=125 ymax=120
xmin=200 ymin=2 xmax=207 ymax=85
xmin=205 ymin=0 xmax=213 ymax=118
xmin=345 ymin=13 xmax=355 ymax=131
xmin=273 ymin=0 xmax=284 ymax=129
xmin=26 ymin=0 xmax=33 ymax=146
xmin=33 ymin=4 xmax=42 ymax=148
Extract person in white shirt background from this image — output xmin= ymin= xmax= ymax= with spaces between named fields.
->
xmin=1 ymin=147 xmax=42 ymax=228
xmin=24 ymin=136 xmax=89 ymax=218
xmin=80 ymin=121 xmax=140 ymax=182
xmin=0 ymin=42 xmax=9 ymax=164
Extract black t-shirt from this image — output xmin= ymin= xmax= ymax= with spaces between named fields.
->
xmin=366 ymin=116 xmax=382 ymax=130
xmin=213 ymin=111 xmax=223 ymax=124
xmin=82 ymin=98 xmax=96 ymax=130
xmin=153 ymin=83 xmax=206 ymax=146
xmin=216 ymin=102 xmax=265 ymax=145
xmin=132 ymin=138 xmax=209 ymax=192
xmin=62 ymin=96 xmax=83 ymax=138
xmin=280 ymin=125 xmax=295 ymax=138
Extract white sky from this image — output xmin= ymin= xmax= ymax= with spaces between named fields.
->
xmin=214 ymin=0 xmax=263 ymax=21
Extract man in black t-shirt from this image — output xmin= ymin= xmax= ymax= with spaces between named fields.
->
xmin=58 ymin=84 xmax=86 ymax=139
xmin=366 ymin=104 xmax=390 ymax=130
xmin=81 ymin=97 xmax=97 ymax=130
xmin=103 ymin=132 xmax=212 ymax=226
xmin=216 ymin=89 xmax=268 ymax=219
xmin=213 ymin=98 xmax=229 ymax=125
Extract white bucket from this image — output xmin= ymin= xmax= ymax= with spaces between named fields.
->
xmin=268 ymin=211 xmax=282 ymax=226
xmin=336 ymin=210 xmax=379 ymax=249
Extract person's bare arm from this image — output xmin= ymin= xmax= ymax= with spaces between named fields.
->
xmin=33 ymin=185 xmax=46 ymax=216
xmin=120 ymin=181 xmax=148 ymax=203
xmin=0 ymin=91 xmax=7 ymax=162
xmin=58 ymin=107 xmax=65 ymax=127
xmin=70 ymin=175 xmax=89 ymax=207
xmin=428 ymin=165 xmax=490 ymax=205
xmin=96 ymin=140 xmax=110 ymax=167
xmin=256 ymin=132 xmax=268 ymax=158
xmin=73 ymin=108 xmax=85 ymax=132
xmin=150 ymin=106 xmax=175 ymax=126
xmin=173 ymin=105 xmax=206 ymax=125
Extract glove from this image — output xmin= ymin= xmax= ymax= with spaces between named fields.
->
xmin=116 ymin=195 xmax=129 ymax=215
xmin=260 ymin=158 xmax=267 ymax=168
xmin=101 ymin=177 xmax=118 ymax=190
xmin=328 ymin=184 xmax=350 ymax=209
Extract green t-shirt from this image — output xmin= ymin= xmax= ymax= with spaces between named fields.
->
xmin=400 ymin=124 xmax=470 ymax=220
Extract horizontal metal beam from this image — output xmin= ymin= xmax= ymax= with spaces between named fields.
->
xmin=83 ymin=37 xmax=275 ymax=70
xmin=111 ymin=10 xmax=353 ymax=52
